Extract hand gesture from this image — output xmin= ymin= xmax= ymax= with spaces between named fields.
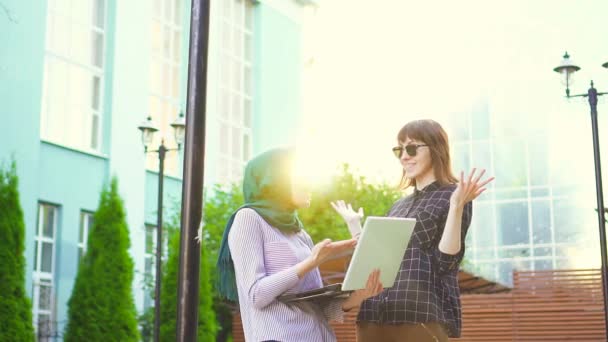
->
xmin=343 ymin=269 xmax=383 ymax=311
xmin=331 ymin=200 xmax=364 ymax=225
xmin=450 ymin=168 xmax=495 ymax=209
xmin=310 ymin=238 xmax=357 ymax=266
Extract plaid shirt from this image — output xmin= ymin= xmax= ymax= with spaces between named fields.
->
xmin=357 ymin=181 xmax=472 ymax=337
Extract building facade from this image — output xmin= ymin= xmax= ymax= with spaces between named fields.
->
xmin=0 ymin=0 xmax=313 ymax=338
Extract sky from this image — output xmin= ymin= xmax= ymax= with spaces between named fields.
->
xmin=295 ymin=0 xmax=608 ymax=186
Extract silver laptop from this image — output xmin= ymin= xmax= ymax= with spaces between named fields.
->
xmin=279 ymin=216 xmax=415 ymax=303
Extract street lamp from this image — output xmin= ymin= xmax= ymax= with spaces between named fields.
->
xmin=137 ymin=112 xmax=186 ymax=342
xmin=554 ymin=51 xmax=608 ymax=334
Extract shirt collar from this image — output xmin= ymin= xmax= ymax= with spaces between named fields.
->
xmin=414 ymin=180 xmax=440 ymax=196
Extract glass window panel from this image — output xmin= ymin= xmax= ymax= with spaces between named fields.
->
xmin=222 ymin=0 xmax=231 ymax=20
xmin=471 ymin=201 xmax=494 ymax=248
xmin=55 ymin=0 xmax=70 ymax=15
xmin=72 ymin=0 xmax=92 ymax=25
xmin=244 ymin=34 xmax=252 ymax=62
xmin=451 ymin=143 xmax=470 ymax=174
xmin=145 ymin=227 xmax=155 ymax=254
xmin=231 ymin=127 xmax=241 ymax=159
xmin=531 ymin=187 xmax=549 ymax=197
xmin=34 ymin=241 xmax=39 ymax=271
xmin=471 ymin=142 xmax=492 ymax=174
xmin=163 ymin=25 xmax=171 ymax=60
xmin=497 ymin=261 xmax=514 ymax=285
xmin=38 ymin=314 xmax=52 ymax=333
xmin=154 ymin=0 xmax=161 ymax=18
xmin=232 ymin=94 xmax=241 ymax=123
xmin=87 ymin=214 xmax=94 ymax=231
xmin=151 ymin=20 xmax=162 ymax=57
xmin=497 ymin=247 xmax=530 ymax=258
xmin=244 ymin=66 xmax=251 ymax=96
xmin=235 ymin=0 xmax=244 ymax=25
xmin=233 ymin=28 xmax=242 ymax=57
xmin=93 ymin=0 xmax=105 ymax=28
xmin=43 ymin=206 xmax=55 ymax=238
xmin=534 ymin=259 xmax=553 ymax=271
xmin=70 ymin=25 xmax=89 ymax=64
xmin=497 ymin=201 xmax=529 ymax=246
xmin=150 ymin=60 xmax=162 ymax=94
xmin=494 ymin=188 xmax=527 ymax=200
xmin=243 ymin=99 xmax=251 ymax=128
xmin=173 ymin=30 xmax=181 ymax=62
xmin=531 ymin=200 xmax=551 ymax=244
xmin=91 ymin=75 xmax=101 ymax=110
xmin=243 ymin=134 xmax=250 ymax=162
xmin=79 ymin=213 xmax=85 ymax=243
xmin=172 ymin=66 xmax=180 ymax=98
xmin=534 ymin=247 xmax=552 ymax=257
xmin=41 ymin=242 xmax=54 ymax=273
xmin=245 ymin=3 xmax=253 ymax=30
xmin=220 ymin=89 xmax=230 ymax=119
xmin=92 ymin=31 xmax=104 ymax=67
xmin=554 ymin=199 xmax=579 ymax=243
xmin=174 ymin=0 xmax=181 ymax=24
xmin=91 ymin=114 xmax=99 ymax=149
xmin=232 ymin=59 xmax=241 ymax=91
xmin=476 ymin=248 xmax=495 ymax=260
xmin=220 ymin=124 xmax=229 ymax=154
xmin=162 ymin=65 xmax=170 ymax=95
xmin=494 ymin=140 xmax=527 ymax=188
xmin=529 ymin=136 xmax=549 ymax=186
xmin=39 ymin=284 xmax=53 ymax=310
xmin=222 ymin=23 xmax=231 ymax=52
xmin=471 ymin=101 xmax=490 ymax=140
xmin=78 ymin=248 xmax=84 ymax=262
xmin=221 ymin=55 xmax=230 ymax=87
xmin=164 ymin=0 xmax=172 ymax=22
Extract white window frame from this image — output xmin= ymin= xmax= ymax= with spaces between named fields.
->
xmin=78 ymin=211 xmax=94 ymax=262
xmin=40 ymin=0 xmax=107 ymax=153
xmin=217 ymin=0 xmax=254 ymax=184
xmin=32 ymin=203 xmax=59 ymax=338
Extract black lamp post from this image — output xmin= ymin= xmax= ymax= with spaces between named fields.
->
xmin=138 ymin=112 xmax=186 ymax=342
xmin=554 ymin=51 xmax=608 ymax=334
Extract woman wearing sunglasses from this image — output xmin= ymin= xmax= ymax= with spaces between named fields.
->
xmin=216 ymin=148 xmax=383 ymax=342
xmin=333 ymin=119 xmax=494 ymax=342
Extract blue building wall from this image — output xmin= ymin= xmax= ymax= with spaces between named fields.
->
xmin=0 ymin=0 xmax=309 ymax=336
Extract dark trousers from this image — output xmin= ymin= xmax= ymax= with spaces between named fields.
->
xmin=357 ymin=321 xmax=449 ymax=342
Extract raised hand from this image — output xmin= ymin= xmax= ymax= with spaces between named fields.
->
xmin=450 ymin=168 xmax=495 ymax=208
xmin=331 ymin=200 xmax=364 ymax=238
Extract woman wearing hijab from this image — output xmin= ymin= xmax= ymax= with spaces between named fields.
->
xmin=217 ymin=148 xmax=382 ymax=342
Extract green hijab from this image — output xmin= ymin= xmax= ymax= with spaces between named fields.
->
xmin=216 ymin=148 xmax=303 ymax=301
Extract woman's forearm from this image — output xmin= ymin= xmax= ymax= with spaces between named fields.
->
xmin=438 ymin=205 xmax=464 ymax=255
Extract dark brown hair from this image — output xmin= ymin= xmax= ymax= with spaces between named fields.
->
xmin=397 ymin=119 xmax=458 ymax=189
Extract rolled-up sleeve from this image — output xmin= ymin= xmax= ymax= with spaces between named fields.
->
xmin=431 ymin=202 xmax=473 ymax=275
xmin=228 ymin=209 xmax=300 ymax=309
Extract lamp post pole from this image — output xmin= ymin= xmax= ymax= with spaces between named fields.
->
xmin=153 ymin=141 xmax=166 ymax=342
xmin=138 ymin=113 xmax=185 ymax=342
xmin=554 ymin=53 xmax=608 ymax=335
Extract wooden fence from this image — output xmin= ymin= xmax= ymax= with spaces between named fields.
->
xmin=232 ymin=269 xmax=606 ymax=341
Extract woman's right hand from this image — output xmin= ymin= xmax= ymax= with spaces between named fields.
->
xmin=309 ymin=238 xmax=357 ymax=266
xmin=331 ymin=200 xmax=364 ymax=238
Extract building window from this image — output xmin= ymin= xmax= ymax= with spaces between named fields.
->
xmin=33 ymin=203 xmax=59 ymax=339
xmin=217 ymin=0 xmax=254 ymax=184
xmin=40 ymin=0 xmax=107 ymax=153
xmin=147 ymin=0 xmax=184 ymax=176
xmin=78 ymin=211 xmax=94 ymax=262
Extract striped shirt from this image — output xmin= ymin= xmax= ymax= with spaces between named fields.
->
xmin=228 ymin=208 xmax=344 ymax=342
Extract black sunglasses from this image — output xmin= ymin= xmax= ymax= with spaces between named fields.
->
xmin=392 ymin=144 xmax=428 ymax=158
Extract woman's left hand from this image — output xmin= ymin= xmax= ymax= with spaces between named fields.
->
xmin=450 ymin=168 xmax=495 ymax=208
xmin=342 ymin=269 xmax=383 ymax=311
